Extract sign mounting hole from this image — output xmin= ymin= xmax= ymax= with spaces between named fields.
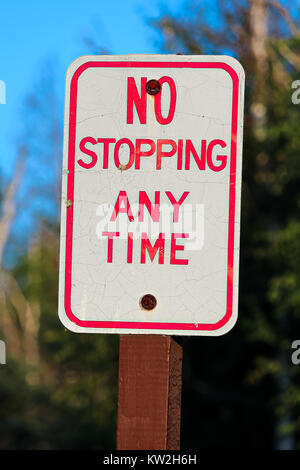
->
xmin=146 ymin=79 xmax=161 ymax=95
xmin=140 ymin=294 xmax=157 ymax=311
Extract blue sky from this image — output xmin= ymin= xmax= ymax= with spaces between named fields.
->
xmin=0 ymin=0 xmax=184 ymax=178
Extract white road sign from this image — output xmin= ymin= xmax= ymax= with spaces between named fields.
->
xmin=59 ymin=55 xmax=245 ymax=336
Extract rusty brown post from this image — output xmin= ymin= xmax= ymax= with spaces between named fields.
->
xmin=116 ymin=335 xmax=183 ymax=450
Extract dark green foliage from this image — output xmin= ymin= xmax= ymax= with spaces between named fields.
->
xmin=0 ymin=226 xmax=118 ymax=449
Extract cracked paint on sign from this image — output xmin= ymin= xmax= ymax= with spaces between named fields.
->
xmin=58 ymin=55 xmax=245 ymax=336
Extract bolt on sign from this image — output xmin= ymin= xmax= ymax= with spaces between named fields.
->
xmin=59 ymin=55 xmax=245 ymax=336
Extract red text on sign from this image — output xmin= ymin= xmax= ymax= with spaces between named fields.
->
xmin=127 ymin=76 xmax=177 ymax=125
xmin=77 ymin=137 xmax=228 ymax=172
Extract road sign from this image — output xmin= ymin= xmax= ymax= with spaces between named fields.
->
xmin=59 ymin=54 xmax=245 ymax=336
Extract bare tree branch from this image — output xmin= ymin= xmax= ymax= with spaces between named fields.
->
xmin=0 ymin=146 xmax=27 ymax=267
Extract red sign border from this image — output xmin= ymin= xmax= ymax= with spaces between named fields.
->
xmin=64 ymin=59 xmax=240 ymax=332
